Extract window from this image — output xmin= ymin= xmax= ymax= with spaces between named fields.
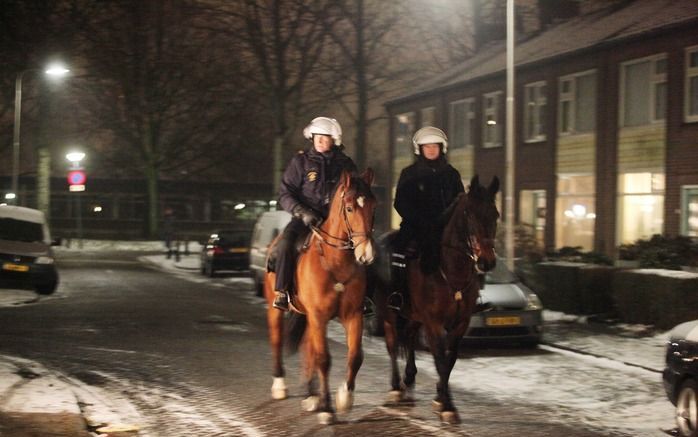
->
xmin=483 ymin=91 xmax=502 ymax=147
xmin=449 ymin=98 xmax=475 ymax=150
xmin=524 ymin=82 xmax=546 ymax=141
xmin=681 ymin=186 xmax=698 ymax=237
xmin=555 ymin=174 xmax=595 ymax=251
xmin=558 ymin=71 xmax=596 ymax=135
xmin=617 ymin=172 xmax=665 ymax=244
xmin=420 ymin=106 xmax=436 ymax=127
xmin=519 ymin=189 xmax=546 ymax=247
xmin=394 ymin=112 xmax=415 ymax=157
xmin=620 ymin=55 xmax=667 ymax=127
xmin=685 ymin=46 xmax=698 ymax=122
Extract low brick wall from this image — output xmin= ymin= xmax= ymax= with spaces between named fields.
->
xmin=612 ymin=269 xmax=698 ymax=329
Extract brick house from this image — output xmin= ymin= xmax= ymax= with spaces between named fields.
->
xmin=385 ymin=0 xmax=698 ymax=257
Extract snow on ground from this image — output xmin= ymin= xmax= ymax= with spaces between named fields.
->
xmin=1 ymin=241 xmax=681 ymax=436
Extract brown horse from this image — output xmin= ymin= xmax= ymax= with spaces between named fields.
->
xmin=264 ymin=169 xmax=376 ymax=425
xmin=377 ymin=175 xmax=499 ymax=424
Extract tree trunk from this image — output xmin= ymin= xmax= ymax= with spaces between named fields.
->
xmin=145 ymin=163 xmax=160 ymax=239
xmin=354 ymin=0 xmax=367 ymax=170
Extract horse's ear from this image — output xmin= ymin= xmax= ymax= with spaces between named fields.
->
xmin=469 ymin=174 xmax=480 ymax=191
xmin=488 ymin=176 xmax=500 ymax=196
xmin=361 ymin=168 xmax=374 ymax=186
xmin=340 ymin=170 xmax=352 ymax=188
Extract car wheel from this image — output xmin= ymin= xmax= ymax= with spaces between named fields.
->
xmin=676 ymin=378 xmax=698 ymax=437
xmin=36 ymin=281 xmax=57 ymax=295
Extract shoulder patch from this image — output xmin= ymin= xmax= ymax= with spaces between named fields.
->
xmin=307 ymin=171 xmax=318 ymax=182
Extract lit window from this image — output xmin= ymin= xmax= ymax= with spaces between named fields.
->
xmin=394 ymin=112 xmax=415 ymax=157
xmin=617 ymin=172 xmax=665 ymax=244
xmin=483 ymin=91 xmax=502 ymax=147
xmin=681 ymin=186 xmax=698 ymax=236
xmin=555 ymin=174 xmax=595 ymax=251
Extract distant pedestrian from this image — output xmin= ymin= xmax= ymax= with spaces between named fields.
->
xmin=162 ymin=207 xmax=178 ymax=260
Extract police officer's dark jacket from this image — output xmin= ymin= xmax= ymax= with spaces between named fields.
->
xmin=279 ymin=145 xmax=358 ymax=218
xmin=394 ymin=155 xmax=464 ymax=231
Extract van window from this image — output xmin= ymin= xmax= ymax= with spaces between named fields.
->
xmin=0 ymin=218 xmax=44 ymax=243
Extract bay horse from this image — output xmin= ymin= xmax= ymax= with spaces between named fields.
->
xmin=264 ymin=169 xmax=376 ymax=425
xmin=378 ymin=175 xmax=499 ymax=424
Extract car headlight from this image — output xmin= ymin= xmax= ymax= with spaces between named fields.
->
xmin=525 ymin=293 xmax=543 ymax=310
xmin=35 ymin=256 xmax=54 ymax=265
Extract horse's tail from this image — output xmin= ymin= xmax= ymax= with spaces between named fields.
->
xmin=284 ymin=312 xmax=307 ymax=355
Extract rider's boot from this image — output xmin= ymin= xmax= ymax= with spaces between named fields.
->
xmin=273 ymin=290 xmax=289 ymax=311
xmin=388 ymin=251 xmax=407 ymax=311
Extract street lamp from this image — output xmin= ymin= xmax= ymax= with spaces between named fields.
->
xmin=66 ymin=150 xmax=85 ymax=249
xmin=10 ymin=62 xmax=70 ymax=205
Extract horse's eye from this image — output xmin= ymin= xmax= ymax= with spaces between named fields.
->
xmin=346 ymin=206 xmax=354 ymax=213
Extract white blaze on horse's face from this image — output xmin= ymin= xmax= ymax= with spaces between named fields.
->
xmin=355 ymin=239 xmax=374 ymax=265
xmin=357 ymin=196 xmax=365 ymax=208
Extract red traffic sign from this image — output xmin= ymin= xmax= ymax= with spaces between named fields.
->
xmin=67 ymin=170 xmax=86 ymax=186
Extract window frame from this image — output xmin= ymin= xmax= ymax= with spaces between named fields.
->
xmin=524 ymin=81 xmax=547 ymax=142
xmin=483 ymin=91 xmax=502 ymax=148
xmin=681 ymin=185 xmax=698 ymax=236
xmin=619 ymin=53 xmax=667 ymax=128
xmin=448 ymin=97 xmax=476 ymax=150
xmin=558 ymin=69 xmax=596 ymax=136
xmin=685 ymin=45 xmax=698 ymax=123
xmin=420 ymin=106 xmax=436 ymax=127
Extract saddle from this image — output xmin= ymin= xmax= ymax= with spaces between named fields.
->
xmin=265 ymin=230 xmax=313 ymax=274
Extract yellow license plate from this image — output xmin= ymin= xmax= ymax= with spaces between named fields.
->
xmin=2 ymin=263 xmax=29 ymax=272
xmin=229 ymin=248 xmax=249 ymax=254
xmin=485 ymin=316 xmax=521 ymax=326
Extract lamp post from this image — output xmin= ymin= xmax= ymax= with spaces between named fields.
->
xmin=10 ymin=63 xmax=70 ymax=205
xmin=66 ymin=151 xmax=85 ymax=249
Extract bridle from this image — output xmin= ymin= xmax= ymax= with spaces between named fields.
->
xmin=441 ymin=208 xmax=488 ymax=274
xmin=310 ymin=189 xmax=372 ymax=251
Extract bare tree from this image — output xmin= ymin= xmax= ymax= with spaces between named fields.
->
xmin=70 ymin=0 xmax=262 ymax=237
xmin=201 ymin=0 xmax=335 ymax=193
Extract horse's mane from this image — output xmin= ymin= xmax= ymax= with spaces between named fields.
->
xmin=329 ymin=172 xmax=375 ymax=203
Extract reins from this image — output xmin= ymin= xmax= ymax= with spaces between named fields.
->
xmin=310 ymin=189 xmax=371 ymax=251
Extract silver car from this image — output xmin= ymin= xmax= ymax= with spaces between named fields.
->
xmin=464 ymin=261 xmax=544 ymax=346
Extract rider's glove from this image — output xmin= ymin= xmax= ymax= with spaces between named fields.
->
xmin=292 ymin=205 xmax=321 ymax=227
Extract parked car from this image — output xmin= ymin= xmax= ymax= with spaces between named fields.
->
xmin=663 ymin=319 xmax=698 ymax=437
xmin=200 ymin=229 xmax=251 ymax=277
xmin=0 ymin=205 xmax=60 ymax=295
xmin=249 ymin=210 xmax=291 ymax=296
xmin=464 ymin=260 xmax=544 ymax=346
xmin=366 ymin=258 xmax=544 ymax=347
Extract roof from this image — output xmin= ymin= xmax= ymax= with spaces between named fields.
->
xmin=388 ymin=0 xmax=698 ymax=105
xmin=0 ymin=205 xmax=46 ymax=224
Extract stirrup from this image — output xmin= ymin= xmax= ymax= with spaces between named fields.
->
xmin=387 ymin=292 xmax=403 ymax=311
xmin=273 ymin=291 xmax=289 ymax=311
xmin=363 ymin=297 xmax=375 ymax=316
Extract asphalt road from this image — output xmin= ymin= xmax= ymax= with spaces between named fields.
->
xmin=0 ymin=250 xmax=651 ymax=436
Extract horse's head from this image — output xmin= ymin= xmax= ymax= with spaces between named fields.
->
xmin=331 ymin=169 xmax=377 ymax=265
xmin=450 ymin=175 xmax=500 ymax=273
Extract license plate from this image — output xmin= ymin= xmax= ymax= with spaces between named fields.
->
xmin=228 ymin=248 xmax=249 ymax=254
xmin=2 ymin=263 xmax=29 ymax=272
xmin=485 ymin=316 xmax=521 ymax=326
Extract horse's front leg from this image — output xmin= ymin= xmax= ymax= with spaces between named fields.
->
xmin=384 ymin=312 xmax=403 ymax=403
xmin=337 ymin=311 xmax=363 ymax=412
xmin=300 ymin=338 xmax=320 ymax=412
xmin=265 ymin=273 xmax=287 ymax=400
xmin=307 ymin=315 xmax=335 ymax=424
xmin=425 ymin=327 xmax=460 ymax=424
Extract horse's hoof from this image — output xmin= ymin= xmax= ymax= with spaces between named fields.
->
xmin=440 ymin=410 xmax=461 ymax=424
xmin=431 ymin=399 xmax=443 ymax=412
xmin=271 ymin=377 xmax=287 ymax=400
xmin=388 ymin=390 xmax=402 ymax=403
xmin=402 ymin=386 xmax=415 ymax=402
xmin=336 ymin=382 xmax=354 ymax=412
xmin=317 ymin=411 xmax=335 ymax=425
xmin=301 ymin=395 xmax=320 ymax=412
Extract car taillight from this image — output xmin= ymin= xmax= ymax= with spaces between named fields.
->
xmin=213 ymin=247 xmax=225 ymax=255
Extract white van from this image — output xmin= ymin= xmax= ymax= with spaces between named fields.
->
xmin=0 ymin=205 xmax=60 ymax=295
xmin=249 ymin=210 xmax=292 ymax=296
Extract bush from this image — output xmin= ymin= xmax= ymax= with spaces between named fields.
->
xmin=618 ymin=235 xmax=698 ymax=270
xmin=545 ymin=246 xmax=613 ymax=266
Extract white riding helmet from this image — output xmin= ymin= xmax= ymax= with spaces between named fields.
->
xmin=303 ymin=117 xmax=342 ymax=146
xmin=412 ymin=126 xmax=448 ymax=155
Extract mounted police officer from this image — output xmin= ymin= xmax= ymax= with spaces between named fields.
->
xmin=389 ymin=126 xmax=465 ymax=310
xmin=273 ymin=117 xmax=358 ymax=311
